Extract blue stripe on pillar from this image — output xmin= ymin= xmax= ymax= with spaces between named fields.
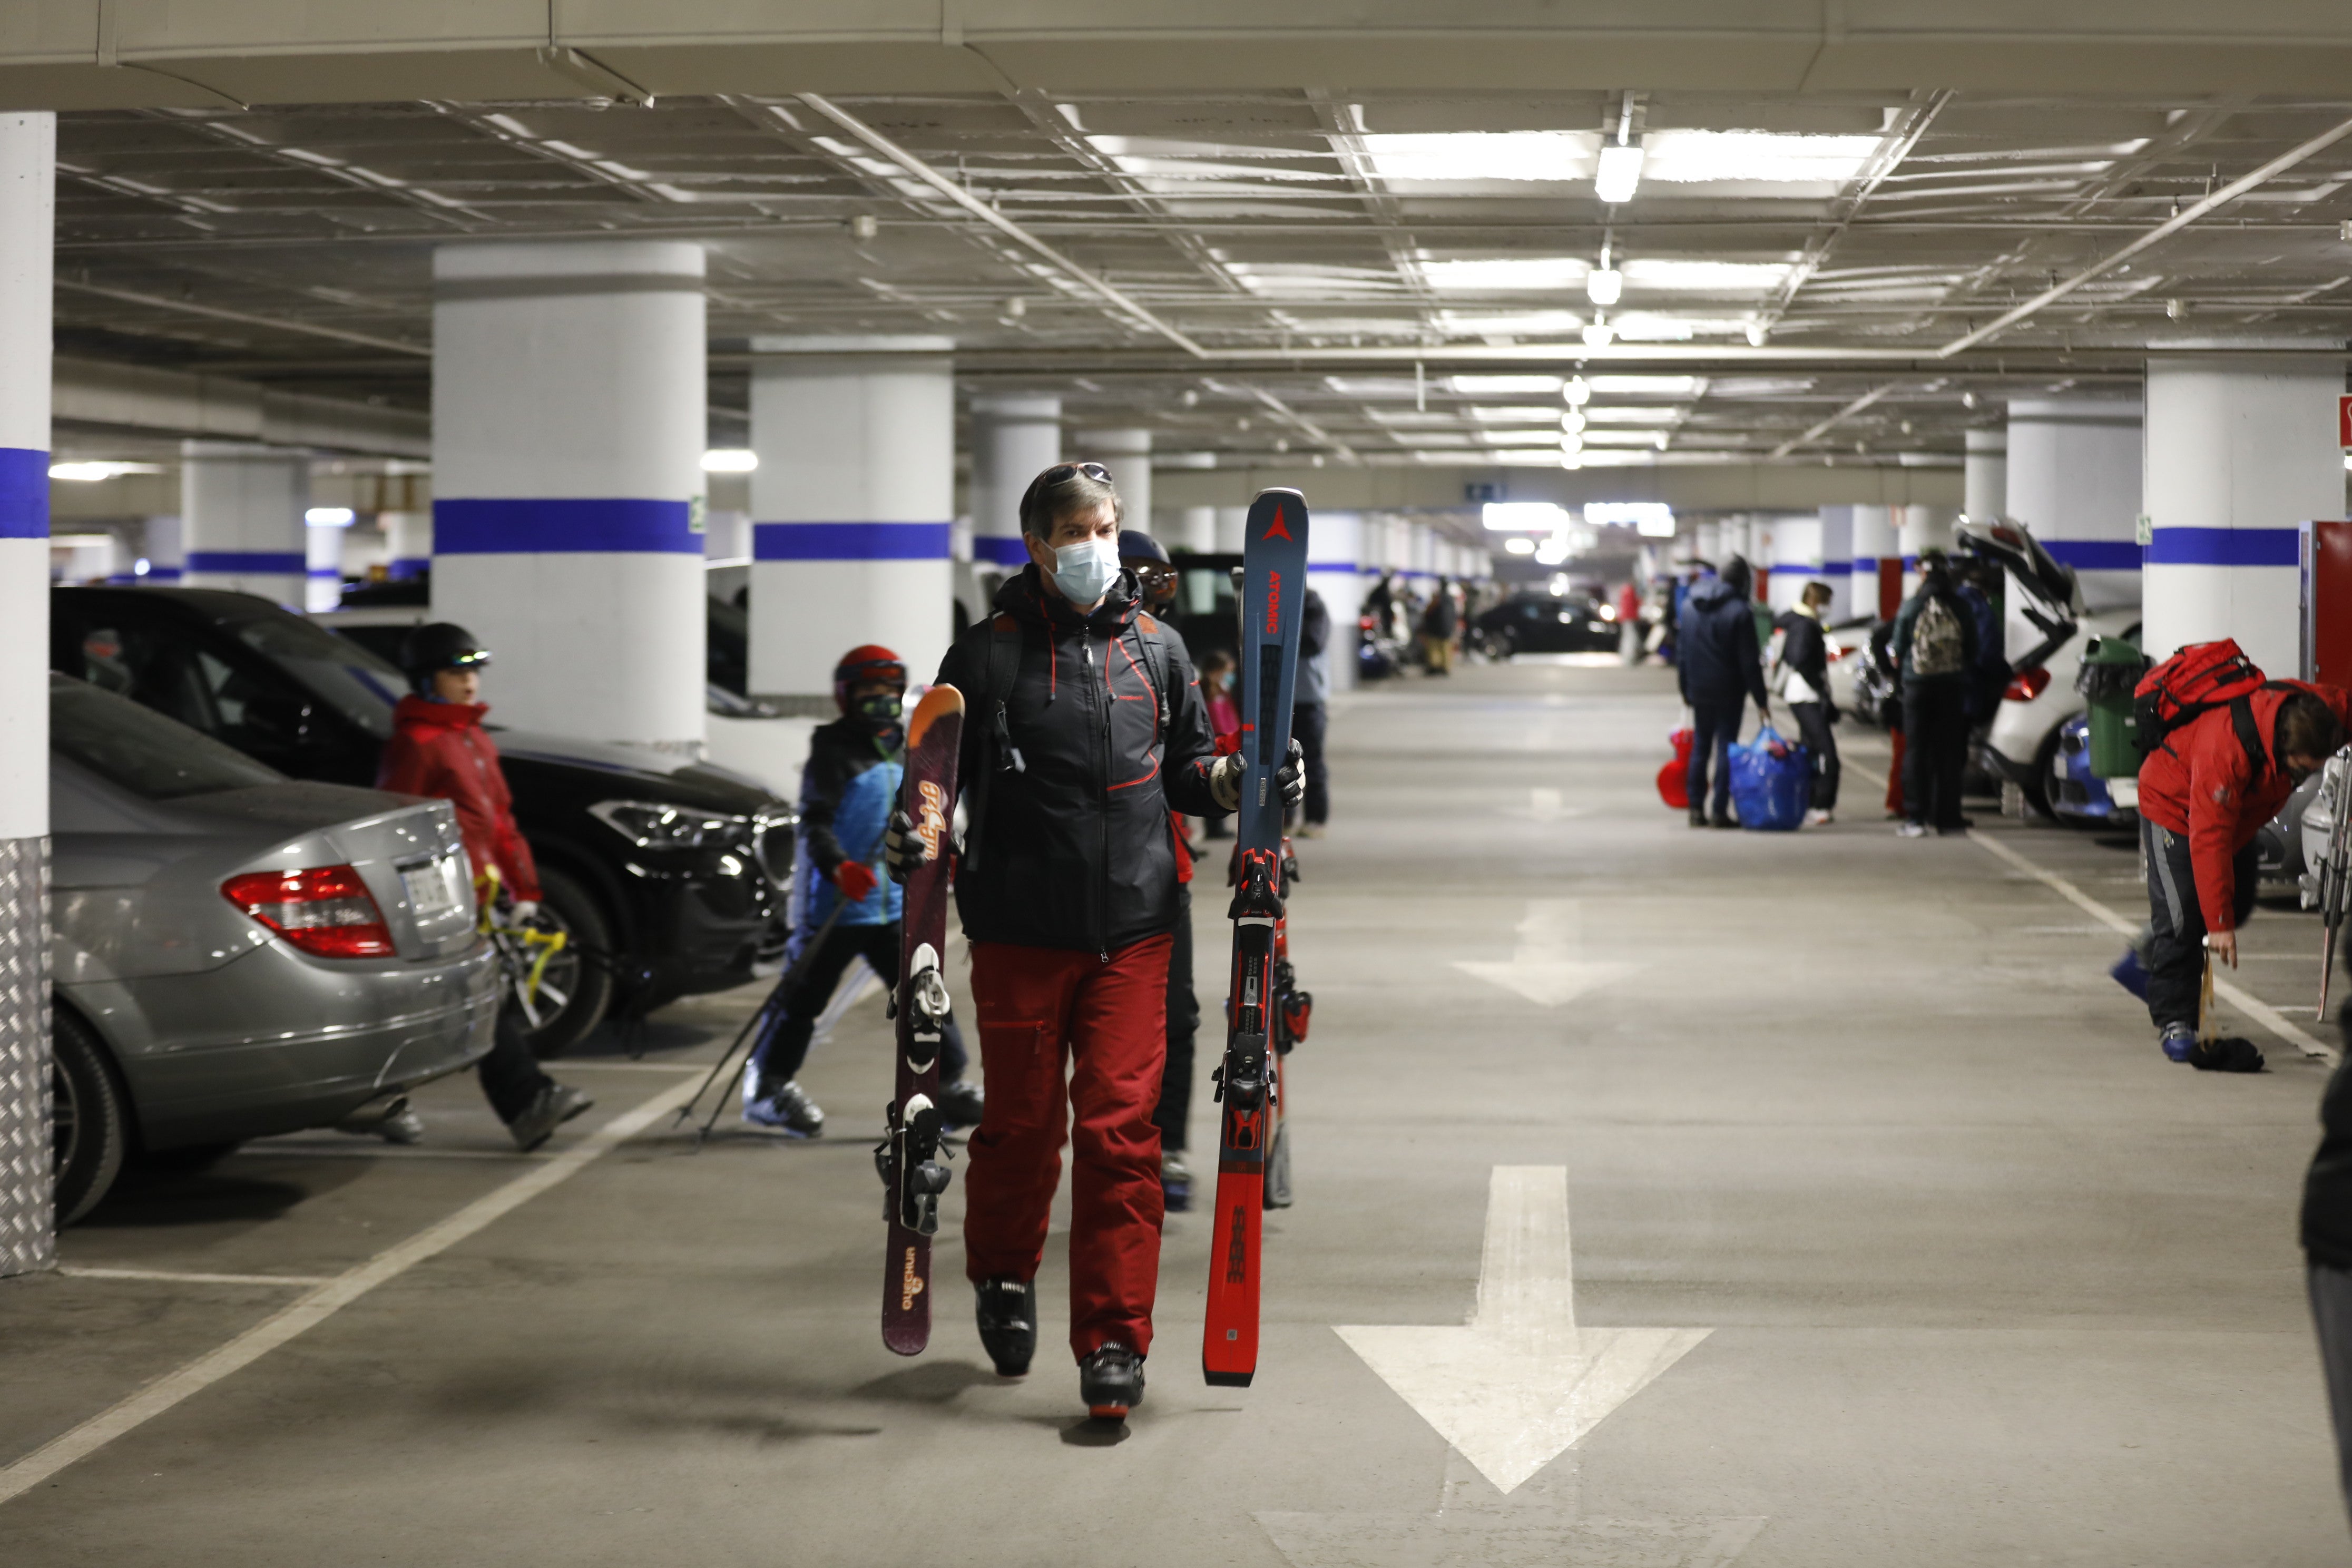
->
xmin=752 ymin=522 xmax=952 ymax=561
xmin=434 ymin=497 xmax=698 ymax=554
xmin=388 ymin=557 xmax=430 ymax=580
xmin=2145 ymin=526 xmax=2302 ymax=567
xmin=2041 ymin=539 xmax=2143 ymax=571
xmin=187 ymin=551 xmax=306 ymax=573
xmin=1818 ymin=559 xmax=1851 ymax=574
xmin=0 ymin=447 xmax=50 ymax=540
xmin=973 ymin=535 xmax=1031 ymax=567
xmin=1306 ymin=562 xmax=1360 ymax=573
xmin=146 ymin=565 xmax=183 ymax=581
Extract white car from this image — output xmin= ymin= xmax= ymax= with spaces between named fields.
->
xmin=1961 ymin=521 xmax=2139 ymax=819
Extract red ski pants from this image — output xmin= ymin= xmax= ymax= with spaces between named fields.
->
xmin=963 ymin=934 xmax=1171 ymax=1361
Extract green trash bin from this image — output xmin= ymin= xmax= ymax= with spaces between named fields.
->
xmin=2077 ymin=635 xmax=2148 ymax=778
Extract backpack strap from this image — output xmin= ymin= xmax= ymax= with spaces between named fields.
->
xmin=2231 ymin=681 xmax=2301 ymax=778
xmin=1132 ymin=613 xmax=1171 ymax=730
xmin=960 ymin=614 xmax=1025 ymax=875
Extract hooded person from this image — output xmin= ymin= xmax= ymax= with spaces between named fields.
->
xmin=1889 ymin=548 xmax=1981 ymax=837
xmin=377 ymin=623 xmax=594 ymax=1152
xmin=739 ymin=644 xmax=977 ymax=1136
xmin=1677 ymin=556 xmax=1770 ymax=827
xmin=1116 ymin=529 xmax=1203 ymax=1213
xmin=888 ymin=460 xmax=1303 ymax=1420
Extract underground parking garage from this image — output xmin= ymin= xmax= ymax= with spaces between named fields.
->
xmin=11 ymin=7 xmax=2352 ymax=1563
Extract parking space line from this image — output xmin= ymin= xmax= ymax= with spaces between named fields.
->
xmin=0 ymin=1073 xmax=702 ymax=1508
xmin=56 ymin=1266 xmax=336 ymax=1288
xmin=544 ymin=1060 xmax=704 ymax=1072
xmin=1967 ymin=829 xmax=2338 ymax=1066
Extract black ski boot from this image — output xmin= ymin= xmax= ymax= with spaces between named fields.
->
xmin=1079 ymin=1342 xmax=1145 ymax=1420
xmin=974 ymin=1277 xmax=1036 ymax=1376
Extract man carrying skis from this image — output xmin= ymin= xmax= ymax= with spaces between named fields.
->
xmin=742 ymin=645 xmax=977 ymax=1134
xmin=2136 ymin=665 xmax=2348 ymax=1069
xmin=888 ymin=460 xmax=1301 ymax=1419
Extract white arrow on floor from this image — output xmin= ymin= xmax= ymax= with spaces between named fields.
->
xmin=1453 ymin=899 xmax=1637 ymax=1006
xmin=1337 ymin=1167 xmax=1711 ymax=1495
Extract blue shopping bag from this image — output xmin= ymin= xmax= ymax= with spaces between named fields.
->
xmin=1728 ymin=724 xmax=1810 ymax=832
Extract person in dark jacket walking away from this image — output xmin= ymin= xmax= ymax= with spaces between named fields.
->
xmin=1293 ymin=584 xmax=1332 ymax=836
xmin=1773 ymin=580 xmax=1840 ymax=825
xmin=2137 ymin=679 xmax=2347 ymax=1067
xmin=740 ymin=644 xmax=977 ymax=1136
xmin=2304 ymin=1045 xmax=2352 ymax=1524
xmin=892 ymin=462 xmax=1302 ymax=1419
xmin=1889 ymin=550 xmax=1981 ymax=838
xmin=378 ymin=624 xmax=593 ymax=1152
xmin=1677 ymin=556 xmax=1770 ymax=828
xmin=1119 ymin=530 xmax=1202 ymax=1212
xmin=1419 ymin=576 xmax=1458 ymax=674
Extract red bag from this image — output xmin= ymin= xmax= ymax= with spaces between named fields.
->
xmin=2132 ymin=639 xmax=2265 ymax=759
xmin=1657 ymin=727 xmax=1694 ymax=809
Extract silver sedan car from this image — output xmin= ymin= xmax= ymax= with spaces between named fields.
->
xmin=51 ymin=675 xmax=499 ymax=1222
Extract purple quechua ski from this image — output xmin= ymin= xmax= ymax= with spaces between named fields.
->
xmin=880 ymin=684 xmax=964 ymax=1356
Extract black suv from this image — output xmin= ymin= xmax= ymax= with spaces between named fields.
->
xmin=52 ymin=587 xmax=793 ymax=1055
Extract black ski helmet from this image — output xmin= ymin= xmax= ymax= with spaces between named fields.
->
xmin=400 ymin=622 xmax=493 ymax=695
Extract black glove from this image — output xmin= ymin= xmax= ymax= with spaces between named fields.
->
xmin=1277 ymin=737 xmax=1306 ymax=808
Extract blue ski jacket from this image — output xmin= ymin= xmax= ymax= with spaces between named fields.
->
xmin=794 ymin=716 xmax=902 ymax=929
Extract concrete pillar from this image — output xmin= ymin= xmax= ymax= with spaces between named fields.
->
xmin=2143 ymin=352 xmax=2347 ymax=673
xmin=433 ymin=240 xmax=707 ymax=753
xmin=1078 ymin=428 xmax=1151 ymax=537
xmin=382 ymin=511 xmax=431 ymax=581
xmin=1766 ymin=515 xmax=1821 ymax=614
xmin=1816 ymin=506 xmax=1854 ymax=623
xmin=142 ymin=514 xmax=183 ymax=581
xmin=0 ymin=111 xmax=52 ymax=1278
xmin=305 ymin=514 xmax=343 ymax=612
xmin=1306 ymin=512 xmax=1362 ymax=690
xmin=1965 ymin=427 xmax=2008 ymax=520
xmin=1851 ymin=504 xmax=1898 ymax=622
xmin=181 ymin=443 xmax=308 ymax=604
xmin=969 ymin=395 xmax=1059 ymax=572
xmin=1168 ymin=506 xmax=1216 ymax=554
xmin=1214 ymin=506 xmax=1249 ymax=553
xmin=747 ymin=337 xmax=955 ymax=704
xmin=2005 ymin=396 xmax=2144 ymax=610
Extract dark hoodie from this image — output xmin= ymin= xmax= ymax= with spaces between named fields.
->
xmin=936 ymin=564 xmax=1224 ymax=955
xmin=1677 ymin=575 xmax=1768 ymax=708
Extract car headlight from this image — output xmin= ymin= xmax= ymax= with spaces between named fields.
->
xmin=589 ymin=799 xmax=751 ymax=850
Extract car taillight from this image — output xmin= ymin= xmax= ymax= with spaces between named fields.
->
xmin=221 ymin=865 xmax=396 ymax=959
xmin=2004 ymin=667 xmax=2052 ymax=702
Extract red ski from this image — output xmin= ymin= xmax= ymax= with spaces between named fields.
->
xmin=1203 ymin=488 xmax=1309 ymax=1387
xmin=880 ymin=684 xmax=964 ymax=1356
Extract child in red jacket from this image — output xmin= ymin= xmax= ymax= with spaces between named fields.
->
xmin=379 ymin=623 xmax=593 ymax=1150
xmin=2135 ymin=679 xmax=2348 ymax=1070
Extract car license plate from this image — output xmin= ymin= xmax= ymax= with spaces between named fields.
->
xmin=401 ymin=856 xmax=460 ymax=917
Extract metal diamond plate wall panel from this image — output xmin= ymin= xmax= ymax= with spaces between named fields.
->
xmin=0 ymin=835 xmax=51 ymax=1278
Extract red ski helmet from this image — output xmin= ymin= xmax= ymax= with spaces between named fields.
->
xmin=833 ymin=644 xmax=907 ymax=713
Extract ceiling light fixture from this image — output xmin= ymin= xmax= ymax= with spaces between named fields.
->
xmin=1595 ymin=142 xmax=1644 ymax=204
xmin=701 ymin=449 xmax=760 ymax=473
xmin=1482 ymin=501 xmax=1570 ymax=532
xmin=1582 ymin=320 xmax=1616 ymax=348
xmin=304 ymin=507 xmax=355 ymax=527
xmin=1361 ymin=131 xmax=1599 ymax=184
xmin=1562 ymin=377 xmax=1591 ymax=407
xmin=1503 ymin=535 xmax=1538 ymax=555
xmin=1450 ymin=374 xmax=1563 ymax=395
xmin=1585 ymin=267 xmax=1623 ymax=306
xmin=1561 ymin=409 xmax=1587 ymax=433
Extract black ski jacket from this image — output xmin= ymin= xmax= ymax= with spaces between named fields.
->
xmin=937 ymin=565 xmax=1225 ymax=954
xmin=2306 ymin=1051 xmax=2352 ymax=1270
xmin=1772 ymin=609 xmax=1832 ymax=707
xmin=1678 ymin=577 xmax=1767 ymax=708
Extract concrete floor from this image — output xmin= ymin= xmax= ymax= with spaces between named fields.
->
xmin=3 ymin=660 xmax=2347 ymax=1565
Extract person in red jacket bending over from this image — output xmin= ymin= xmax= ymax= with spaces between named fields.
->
xmin=379 ymin=623 xmax=594 ymax=1150
xmin=2137 ymin=674 xmax=2349 ymax=1071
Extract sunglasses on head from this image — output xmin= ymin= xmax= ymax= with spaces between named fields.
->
xmin=1043 ymin=461 xmax=1113 ymax=485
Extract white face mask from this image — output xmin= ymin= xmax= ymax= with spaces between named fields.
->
xmin=1050 ymin=535 xmax=1120 ymax=607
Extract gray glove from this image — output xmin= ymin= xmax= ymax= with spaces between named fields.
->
xmin=1277 ymin=737 xmax=1306 ymax=808
xmin=884 ymin=808 xmax=931 ymax=884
